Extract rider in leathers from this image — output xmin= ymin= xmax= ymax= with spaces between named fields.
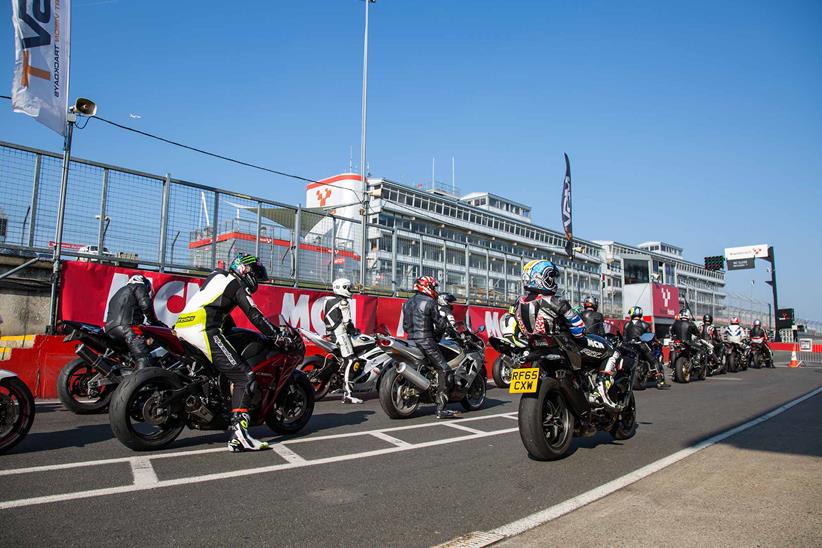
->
xmin=175 ymin=254 xmax=287 ymax=452
xmin=402 ymin=276 xmax=458 ymax=419
xmin=623 ymin=306 xmax=670 ymax=389
xmin=322 ymin=278 xmax=363 ymax=404
xmin=749 ymin=319 xmax=774 ymax=367
xmin=104 ymin=275 xmax=167 ymax=370
xmin=669 ymin=309 xmax=702 ymax=366
xmin=580 ymin=295 xmax=606 ymax=336
xmin=700 ymin=314 xmax=724 ymax=366
xmin=513 ymin=260 xmax=618 ymax=407
xmin=437 ymin=293 xmax=460 ymax=338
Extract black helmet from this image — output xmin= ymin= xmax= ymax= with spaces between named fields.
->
xmin=703 ymin=314 xmax=713 ymax=325
xmin=582 ymin=295 xmax=598 ymax=311
xmin=628 ymin=306 xmax=643 ymax=320
xmin=229 ymin=254 xmax=268 ymax=293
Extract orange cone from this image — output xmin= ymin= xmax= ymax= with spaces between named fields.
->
xmin=789 ymin=346 xmax=800 ymax=368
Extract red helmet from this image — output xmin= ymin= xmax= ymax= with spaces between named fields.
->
xmin=730 ymin=317 xmax=740 ymax=325
xmin=414 ymin=276 xmax=439 ymax=299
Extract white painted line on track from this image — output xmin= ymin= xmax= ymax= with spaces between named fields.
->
xmin=0 ymin=427 xmax=520 ymax=511
xmin=0 ymin=411 xmax=519 ymax=478
xmin=436 ymin=385 xmax=822 ymax=548
xmin=440 ymin=422 xmax=485 ymax=435
xmin=270 ymin=444 xmax=307 ymax=464
xmin=130 ymin=458 xmax=158 ymax=486
xmin=369 ymin=431 xmax=413 ymax=448
xmin=709 ymin=377 xmax=742 ymax=381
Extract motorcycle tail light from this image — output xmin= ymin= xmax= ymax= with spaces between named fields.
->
xmin=378 ymin=339 xmax=391 ymax=348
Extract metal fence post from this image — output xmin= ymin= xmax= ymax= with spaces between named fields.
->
xmin=464 ymin=245 xmax=470 ymax=304
xmin=158 ymin=174 xmax=171 ymax=272
xmin=418 ymin=233 xmax=424 ymax=276
xmin=97 ymin=169 xmax=109 ymax=258
xmin=254 ymin=201 xmax=262 ymax=260
xmin=211 ymin=192 xmax=219 ymax=269
xmin=293 ymin=206 xmax=301 ymax=286
xmin=442 ymin=241 xmax=448 ymax=293
xmin=27 ymin=154 xmax=41 ymax=247
xmin=330 ymin=213 xmax=337 ymax=284
xmin=391 ymin=225 xmax=398 ymax=296
xmin=485 ymin=248 xmax=491 ymax=305
xmin=503 ymin=255 xmax=509 ymax=303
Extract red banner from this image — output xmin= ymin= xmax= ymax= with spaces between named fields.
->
xmin=652 ymin=284 xmax=680 ymax=319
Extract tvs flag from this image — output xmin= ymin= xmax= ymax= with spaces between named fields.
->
xmin=561 ymin=153 xmax=573 ymax=258
xmin=11 ymin=0 xmax=71 ymax=136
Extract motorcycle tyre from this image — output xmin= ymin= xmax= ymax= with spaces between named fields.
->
xmin=57 ymin=358 xmax=114 ymax=414
xmin=266 ymin=371 xmax=315 ymax=435
xmin=675 ymin=357 xmax=691 ymax=384
xmin=0 ymin=376 xmax=35 ymax=454
xmin=518 ymin=378 xmax=574 ymax=461
xmin=492 ymin=355 xmax=512 ymax=389
xmin=109 ymin=368 xmax=185 ymax=451
xmin=378 ymin=367 xmax=420 ymax=420
xmin=298 ymin=355 xmax=333 ymax=401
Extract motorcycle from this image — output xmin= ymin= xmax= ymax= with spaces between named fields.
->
xmin=749 ymin=337 xmax=774 ymax=368
xmin=0 ymin=369 xmax=35 ymax=454
xmin=626 ymin=333 xmax=663 ymax=390
xmin=109 ymin=326 xmax=313 ymax=451
xmin=515 ymin=333 xmax=637 ymax=461
xmin=488 ymin=336 xmax=525 ymax=389
xmin=375 ymin=327 xmax=487 ymax=419
xmin=670 ymin=338 xmax=709 ymax=383
xmin=298 ymin=329 xmax=393 ymax=400
xmin=723 ymin=327 xmax=749 ymax=373
xmin=57 ymin=321 xmax=179 ymax=414
xmin=705 ymin=338 xmax=727 ymax=376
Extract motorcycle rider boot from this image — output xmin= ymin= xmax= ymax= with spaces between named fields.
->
xmin=596 ymin=373 xmax=619 ymax=410
xmin=228 ymin=411 xmax=270 ymax=452
xmin=340 ymin=359 xmax=363 ymax=404
xmin=135 ymin=356 xmax=153 ymax=370
xmin=656 ymin=373 xmax=671 ymax=390
xmin=435 ymin=390 xmax=459 ymax=419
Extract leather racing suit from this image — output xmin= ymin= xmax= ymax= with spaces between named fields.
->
xmin=104 ymin=282 xmax=164 ymax=369
xmin=402 ymin=292 xmax=451 ymax=412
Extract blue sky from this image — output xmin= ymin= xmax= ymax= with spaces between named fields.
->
xmin=2 ymin=1 xmax=820 ymax=319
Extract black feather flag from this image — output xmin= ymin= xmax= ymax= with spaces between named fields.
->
xmin=561 ymin=153 xmax=573 ymax=258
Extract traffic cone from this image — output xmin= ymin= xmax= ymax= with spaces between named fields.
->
xmin=789 ymin=346 xmax=800 ymax=368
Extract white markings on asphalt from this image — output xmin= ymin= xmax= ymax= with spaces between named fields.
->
xmin=130 ymin=458 xmax=158 ymax=486
xmin=709 ymin=377 xmax=743 ymax=381
xmin=440 ymin=422 xmax=485 ymax=435
xmin=436 ymin=385 xmax=822 ymax=548
xmin=270 ymin=443 xmax=307 ymax=464
xmin=0 ymin=414 xmax=520 ymax=511
xmin=369 ymin=431 xmax=413 ymax=448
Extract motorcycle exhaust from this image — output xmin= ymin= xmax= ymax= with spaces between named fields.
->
xmin=75 ymin=344 xmax=118 ymax=376
xmin=185 ymin=395 xmax=215 ymax=423
xmin=396 ymin=363 xmax=431 ymax=391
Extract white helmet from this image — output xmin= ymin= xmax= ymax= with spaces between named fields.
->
xmin=332 ymin=278 xmax=352 ymax=298
xmin=127 ymin=274 xmax=153 ymax=297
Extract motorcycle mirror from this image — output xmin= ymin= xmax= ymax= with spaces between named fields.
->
xmin=476 ymin=325 xmax=486 ymax=334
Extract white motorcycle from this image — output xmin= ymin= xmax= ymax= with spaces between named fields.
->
xmin=298 ymin=329 xmax=394 ymax=400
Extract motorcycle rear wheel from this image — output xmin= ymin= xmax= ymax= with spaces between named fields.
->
xmin=675 ymin=357 xmax=691 ymax=383
xmin=109 ymin=368 xmax=186 ymax=451
xmin=378 ymin=367 xmax=420 ymax=419
xmin=728 ymin=353 xmax=737 ymax=373
xmin=298 ymin=355 xmax=333 ymax=400
xmin=266 ymin=371 xmax=315 ymax=435
xmin=518 ymin=382 xmax=574 ymax=461
xmin=0 ymin=376 xmax=35 ymax=454
xmin=57 ymin=358 xmax=114 ymax=414
xmin=491 ymin=355 xmax=513 ymax=389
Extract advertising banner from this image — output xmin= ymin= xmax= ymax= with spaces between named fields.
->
xmin=651 ymin=284 xmax=680 ymax=319
xmin=11 ymin=0 xmax=71 ymax=135
xmin=724 ymin=244 xmax=769 ymax=260
xmin=726 ymin=257 xmax=755 ymax=271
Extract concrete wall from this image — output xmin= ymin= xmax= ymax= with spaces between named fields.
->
xmin=0 ymin=257 xmax=52 ymax=336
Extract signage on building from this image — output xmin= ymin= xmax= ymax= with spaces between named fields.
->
xmin=651 ymin=283 xmax=681 ymax=319
xmin=724 ymin=244 xmax=769 ymax=260
xmin=726 ymin=257 xmax=755 ymax=270
xmin=799 ymin=338 xmax=812 ymax=352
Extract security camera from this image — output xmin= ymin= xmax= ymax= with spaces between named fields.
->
xmin=72 ymin=98 xmax=97 ymax=117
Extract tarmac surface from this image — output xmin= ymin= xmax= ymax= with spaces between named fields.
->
xmin=1 ymin=361 xmax=820 ymax=547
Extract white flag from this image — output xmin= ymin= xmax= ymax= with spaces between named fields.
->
xmin=11 ymin=0 xmax=71 ymax=136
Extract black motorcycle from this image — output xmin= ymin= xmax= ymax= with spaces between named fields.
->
xmin=625 ymin=333 xmax=663 ymax=390
xmin=705 ymin=339 xmax=727 ymax=376
xmin=670 ymin=339 xmax=708 ymax=383
xmin=516 ymin=334 xmax=636 ymax=461
xmin=375 ymin=327 xmax=487 ymax=419
xmin=0 ymin=369 xmax=35 ymax=454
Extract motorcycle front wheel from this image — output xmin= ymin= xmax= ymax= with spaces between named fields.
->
xmin=518 ymin=380 xmax=574 ymax=461
xmin=378 ymin=367 xmax=420 ymax=419
xmin=0 ymin=376 xmax=35 ymax=454
xmin=266 ymin=371 xmax=315 ymax=435
xmin=491 ymin=355 xmax=513 ymax=389
xmin=109 ymin=368 xmax=186 ymax=451
xmin=610 ymin=391 xmax=637 ymax=441
xmin=57 ymin=358 xmax=115 ymax=414
xmin=461 ymin=373 xmax=487 ymax=411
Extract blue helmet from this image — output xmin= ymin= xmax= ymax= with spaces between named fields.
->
xmin=522 ymin=259 xmax=560 ymax=295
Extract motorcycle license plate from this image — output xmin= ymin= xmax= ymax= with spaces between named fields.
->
xmin=509 ymin=368 xmax=539 ymax=394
